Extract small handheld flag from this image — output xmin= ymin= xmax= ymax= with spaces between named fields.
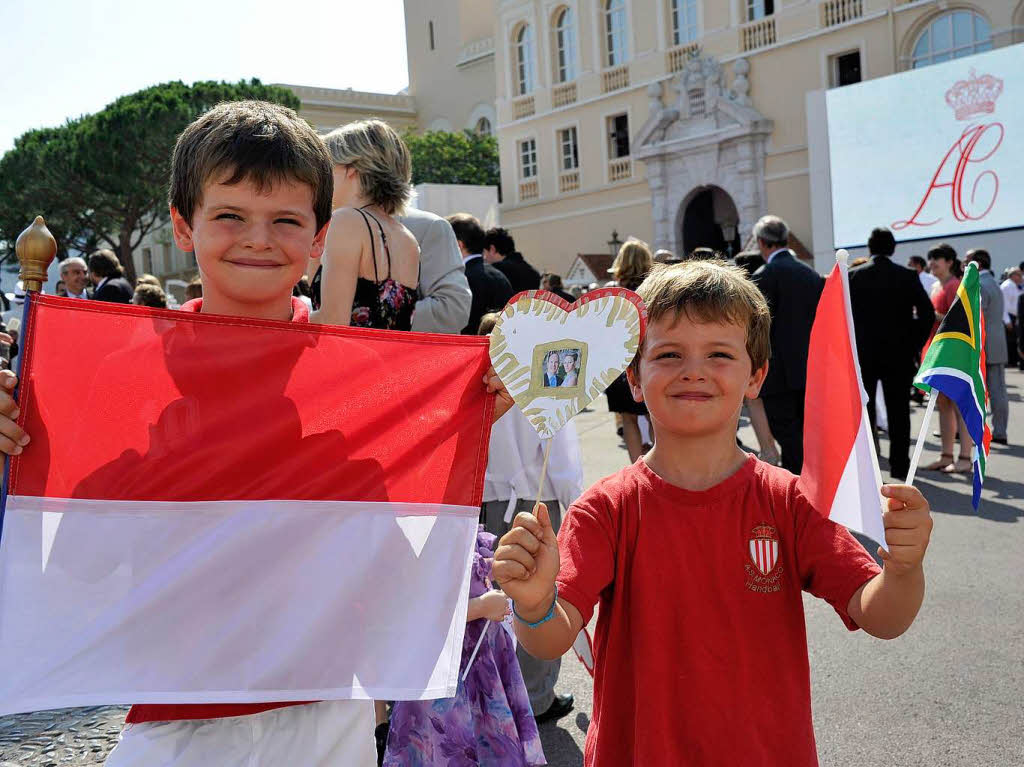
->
xmin=911 ymin=261 xmax=990 ymax=508
xmin=797 ymin=250 xmax=886 ymax=549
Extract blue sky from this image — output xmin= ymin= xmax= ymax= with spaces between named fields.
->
xmin=0 ymin=0 xmax=410 ymax=154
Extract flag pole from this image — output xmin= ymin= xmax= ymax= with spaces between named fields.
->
xmin=904 ymin=395 xmax=937 ymax=487
xmin=0 ymin=217 xmax=56 ymax=547
xmin=532 ymin=437 xmax=554 ymax=515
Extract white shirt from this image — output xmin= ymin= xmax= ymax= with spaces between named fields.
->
xmin=918 ymin=270 xmax=939 ymax=295
xmin=462 ymin=253 xmax=482 ymax=266
xmin=483 ymin=407 xmax=584 ymax=511
xmin=66 ymin=290 xmax=89 ymax=300
xmin=1001 ymin=278 xmax=1021 ymax=319
xmin=766 ymin=248 xmax=788 ymax=264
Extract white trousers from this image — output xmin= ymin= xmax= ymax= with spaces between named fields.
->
xmin=104 ymin=700 xmax=376 ymax=767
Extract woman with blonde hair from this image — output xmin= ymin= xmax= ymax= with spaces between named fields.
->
xmin=608 ymin=239 xmax=653 ymax=293
xmin=310 ymin=119 xmax=419 ymax=331
xmin=605 ymin=239 xmax=654 ymax=463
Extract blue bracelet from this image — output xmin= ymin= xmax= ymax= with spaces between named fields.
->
xmin=513 ymin=585 xmax=558 ymax=628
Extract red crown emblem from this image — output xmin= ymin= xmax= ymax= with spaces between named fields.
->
xmin=945 ymin=68 xmax=1003 ymax=121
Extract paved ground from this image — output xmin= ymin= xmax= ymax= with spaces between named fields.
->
xmin=1 ymin=371 xmax=1022 ymax=765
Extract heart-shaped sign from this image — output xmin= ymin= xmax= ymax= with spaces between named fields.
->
xmin=489 ymin=288 xmax=647 ymax=439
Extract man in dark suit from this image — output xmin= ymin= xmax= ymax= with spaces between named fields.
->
xmin=849 ymin=228 xmax=935 ymax=479
xmin=751 ymin=215 xmax=824 ymax=475
xmin=88 ymin=249 xmax=134 ymax=304
xmin=482 ymin=227 xmax=541 ymax=294
xmin=447 ymin=214 xmax=515 ymax=335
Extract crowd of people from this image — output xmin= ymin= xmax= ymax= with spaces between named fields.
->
xmin=0 ymin=96 xmax=1002 ymax=767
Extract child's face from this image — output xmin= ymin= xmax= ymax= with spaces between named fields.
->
xmin=628 ymin=313 xmax=767 ymax=440
xmin=170 ymin=174 xmax=327 ymax=314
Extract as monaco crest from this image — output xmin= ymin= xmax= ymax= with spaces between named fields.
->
xmin=748 ymin=524 xmax=779 ymax=576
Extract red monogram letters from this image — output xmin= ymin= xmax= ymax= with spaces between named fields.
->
xmin=893 ymin=122 xmax=1004 ymax=231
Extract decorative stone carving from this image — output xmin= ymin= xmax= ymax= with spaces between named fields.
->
xmin=647 ymin=81 xmax=663 ymax=114
xmin=729 ymin=58 xmax=751 ymax=106
xmin=701 ymin=56 xmax=724 ymax=111
xmin=632 ymin=53 xmax=773 ymax=255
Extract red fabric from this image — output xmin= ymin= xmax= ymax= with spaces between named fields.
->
xmin=555 ymin=457 xmax=881 ymax=767
xmin=798 ymin=265 xmax=861 ymax=517
xmin=931 ymin=277 xmax=961 ymax=317
xmin=923 ymin=277 xmax=962 ymax=356
xmin=12 ymin=295 xmax=492 ymax=506
xmin=13 ymin=294 xmax=494 ymax=724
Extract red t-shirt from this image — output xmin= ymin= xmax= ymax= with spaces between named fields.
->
xmin=556 ymin=455 xmax=881 ymax=767
xmin=127 ymin=296 xmax=311 ymax=724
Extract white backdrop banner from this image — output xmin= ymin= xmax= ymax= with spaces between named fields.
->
xmin=827 ymin=43 xmax=1022 ymax=248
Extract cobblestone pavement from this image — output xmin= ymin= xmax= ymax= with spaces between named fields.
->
xmin=0 ymin=706 xmax=125 ymax=765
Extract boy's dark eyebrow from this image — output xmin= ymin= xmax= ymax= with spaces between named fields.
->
xmin=208 ymin=204 xmax=309 ymax=218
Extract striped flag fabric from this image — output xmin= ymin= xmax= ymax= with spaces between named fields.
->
xmin=797 ymin=256 xmax=887 ymax=549
xmin=0 ymin=295 xmax=493 ymax=716
xmin=914 ymin=261 xmax=990 ymax=508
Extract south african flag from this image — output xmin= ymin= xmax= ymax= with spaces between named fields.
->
xmin=914 ymin=261 xmax=990 ymax=508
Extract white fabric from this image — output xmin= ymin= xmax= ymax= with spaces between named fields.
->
xmin=831 ymin=405 xmax=888 ymax=550
xmin=766 ymin=248 xmax=788 ymax=264
xmin=918 ymin=270 xmax=939 ymax=296
xmin=0 ymin=496 xmax=478 ymax=716
xmin=835 ymin=254 xmax=887 ymax=551
xmin=104 ymin=700 xmax=375 ymax=767
xmin=874 ymin=380 xmax=888 ymax=432
xmin=462 ymin=254 xmax=482 ymax=265
xmin=483 ymin=408 xmax=583 ymax=511
xmin=1000 ymin=278 xmax=1020 ymax=318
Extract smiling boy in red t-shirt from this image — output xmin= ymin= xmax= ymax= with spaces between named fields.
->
xmin=493 ymin=260 xmax=933 ymax=767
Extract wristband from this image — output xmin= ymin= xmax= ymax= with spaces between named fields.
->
xmin=513 ymin=585 xmax=558 ymax=628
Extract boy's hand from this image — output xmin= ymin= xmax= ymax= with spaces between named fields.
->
xmin=878 ymin=484 xmax=933 ymax=576
xmin=475 ymin=591 xmax=512 ymax=622
xmin=0 ymin=371 xmax=28 ymax=456
xmin=492 ymin=503 xmax=560 ymax=619
xmin=483 ymin=366 xmax=514 ymax=423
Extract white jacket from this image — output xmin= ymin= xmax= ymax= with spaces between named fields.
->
xmin=484 ymin=407 xmax=584 ymax=510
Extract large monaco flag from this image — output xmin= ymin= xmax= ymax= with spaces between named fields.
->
xmin=0 ymin=295 xmax=492 ymax=716
xmin=797 ymin=256 xmax=887 ymax=549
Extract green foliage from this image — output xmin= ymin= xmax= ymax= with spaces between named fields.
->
xmin=0 ymin=79 xmax=300 ymax=278
xmin=404 ymin=130 xmax=499 ymax=188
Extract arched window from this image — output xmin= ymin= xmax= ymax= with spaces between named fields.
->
xmin=605 ymin=0 xmax=628 ymax=67
xmin=670 ymin=0 xmax=698 ymax=46
xmin=515 ymin=24 xmax=536 ymax=95
xmin=554 ymin=7 xmax=578 ymax=83
xmin=911 ymin=11 xmax=992 ymax=68
xmin=475 ymin=117 xmax=492 ymax=136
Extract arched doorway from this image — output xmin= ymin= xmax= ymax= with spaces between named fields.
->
xmin=679 ymin=186 xmax=741 ymax=257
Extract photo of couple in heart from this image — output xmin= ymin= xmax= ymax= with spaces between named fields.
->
xmin=540 ymin=347 xmax=582 ymax=389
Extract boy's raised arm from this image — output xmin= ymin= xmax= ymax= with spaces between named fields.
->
xmin=492 ymin=504 xmax=582 ymax=660
xmin=0 ymin=371 xmax=29 ymax=455
xmin=847 ymin=484 xmax=932 ymax=640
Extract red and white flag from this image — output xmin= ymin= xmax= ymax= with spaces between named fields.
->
xmin=0 ymin=295 xmax=493 ymax=716
xmin=797 ymin=256 xmax=887 ymax=550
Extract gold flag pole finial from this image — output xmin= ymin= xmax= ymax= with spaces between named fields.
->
xmin=15 ymin=216 xmax=57 ymax=293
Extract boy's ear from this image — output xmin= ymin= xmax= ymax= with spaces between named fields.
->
xmin=745 ymin=362 xmax=769 ymax=399
xmin=309 ymin=222 xmax=330 ymax=261
xmin=626 ymin=364 xmax=644 ymax=403
xmin=169 ymin=206 xmax=194 ymax=252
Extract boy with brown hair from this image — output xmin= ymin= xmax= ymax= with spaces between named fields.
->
xmin=493 ymin=260 xmax=933 ymax=766
xmin=0 ymin=100 xmax=463 ymax=766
